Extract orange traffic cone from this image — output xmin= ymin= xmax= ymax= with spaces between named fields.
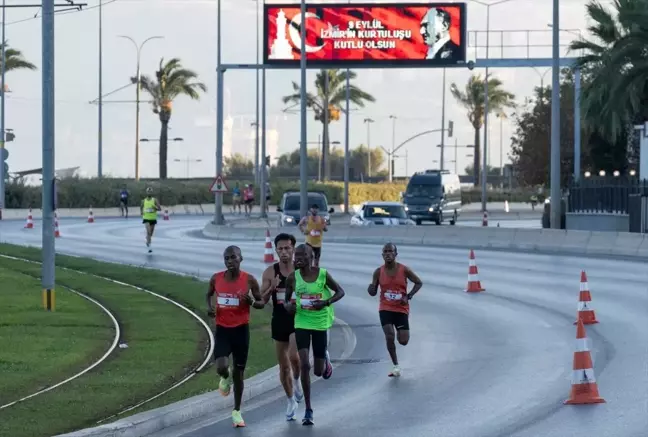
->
xmin=163 ymin=209 xmax=170 ymax=221
xmin=24 ymin=208 xmax=34 ymax=229
xmin=87 ymin=206 xmax=95 ymax=223
xmin=263 ymin=228 xmax=275 ymax=263
xmin=464 ymin=249 xmax=485 ymax=292
xmin=564 ymin=319 xmax=605 ymax=405
xmin=575 ymin=271 xmax=598 ymax=325
xmin=54 ymin=212 xmax=61 ymax=238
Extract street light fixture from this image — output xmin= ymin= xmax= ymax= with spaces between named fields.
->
xmin=118 ymin=35 xmax=164 ymax=181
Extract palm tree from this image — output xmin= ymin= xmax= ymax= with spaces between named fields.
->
xmin=450 ymin=74 xmax=515 ymax=185
xmin=282 ymin=69 xmax=375 ymax=180
xmin=0 ymin=43 xmax=36 ymax=75
xmin=568 ymin=0 xmax=648 ymax=140
xmin=134 ymin=58 xmax=206 ymax=179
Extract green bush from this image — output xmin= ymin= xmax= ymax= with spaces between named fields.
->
xmin=4 ymin=177 xmax=538 ymax=209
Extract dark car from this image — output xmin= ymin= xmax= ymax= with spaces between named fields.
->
xmin=276 ymin=191 xmax=334 ymax=227
xmin=402 ymin=169 xmax=462 ymax=225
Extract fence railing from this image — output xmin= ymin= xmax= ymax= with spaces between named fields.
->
xmin=567 ymin=177 xmax=648 ymax=214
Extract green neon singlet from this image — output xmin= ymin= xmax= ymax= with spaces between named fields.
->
xmin=142 ymin=198 xmax=157 ymax=220
xmin=294 ymin=268 xmax=333 ymax=331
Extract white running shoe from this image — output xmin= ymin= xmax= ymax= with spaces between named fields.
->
xmin=388 ymin=365 xmax=401 ymax=377
xmin=285 ymin=396 xmax=298 ymax=421
xmin=293 ymin=378 xmax=303 ymax=403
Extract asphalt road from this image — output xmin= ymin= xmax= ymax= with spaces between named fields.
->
xmin=0 ymin=217 xmax=646 ymax=437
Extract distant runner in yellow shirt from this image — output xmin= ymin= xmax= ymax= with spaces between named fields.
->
xmin=140 ymin=187 xmax=161 ymax=253
xmin=298 ymin=204 xmax=327 ymax=267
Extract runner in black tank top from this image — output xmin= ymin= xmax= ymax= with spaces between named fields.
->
xmin=260 ymin=233 xmax=303 ymax=421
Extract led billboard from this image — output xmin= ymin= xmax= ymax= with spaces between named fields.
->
xmin=264 ymin=2 xmax=467 ymax=67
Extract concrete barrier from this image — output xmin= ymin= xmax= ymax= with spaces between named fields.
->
xmin=203 ymin=223 xmax=647 ymax=260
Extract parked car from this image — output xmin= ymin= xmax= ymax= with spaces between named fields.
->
xmin=401 ymin=169 xmax=462 ymax=225
xmin=276 ymin=191 xmax=334 ymax=227
xmin=350 ymin=201 xmax=415 ymax=227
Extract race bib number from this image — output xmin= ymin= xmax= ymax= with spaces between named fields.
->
xmin=217 ymin=295 xmax=240 ymax=307
xmin=276 ymin=298 xmax=296 ymax=305
xmin=145 ymin=208 xmax=154 ymax=213
xmin=310 ymin=230 xmax=321 ymax=237
xmin=384 ymin=291 xmax=403 ymax=301
xmin=300 ymin=293 xmax=321 ymax=310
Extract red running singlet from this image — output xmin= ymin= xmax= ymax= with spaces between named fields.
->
xmin=378 ymin=264 xmax=409 ymax=315
xmin=210 ymin=271 xmax=251 ymax=328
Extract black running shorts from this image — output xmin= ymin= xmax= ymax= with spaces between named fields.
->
xmin=271 ymin=314 xmax=295 ymax=343
xmin=295 ymin=328 xmax=328 ymax=359
xmin=379 ymin=310 xmax=409 ymax=331
xmin=213 ymin=324 xmax=250 ymax=369
xmin=306 ymin=243 xmax=321 ymax=259
xmin=142 ymin=219 xmax=157 ymax=225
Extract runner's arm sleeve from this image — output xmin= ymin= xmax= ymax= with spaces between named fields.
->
xmin=405 ymin=267 xmax=423 ymax=299
xmin=325 ymin=272 xmax=345 ymax=305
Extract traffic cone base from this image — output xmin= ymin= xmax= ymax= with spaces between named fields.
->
xmin=564 ymin=320 xmax=605 ymax=405
xmin=464 ymin=249 xmax=485 ymax=292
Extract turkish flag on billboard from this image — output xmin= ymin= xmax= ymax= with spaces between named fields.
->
xmin=264 ymin=2 xmax=467 ymax=67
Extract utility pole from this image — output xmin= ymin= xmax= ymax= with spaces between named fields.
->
xmin=0 ymin=1 xmax=87 ymax=220
xmin=389 ymin=115 xmax=396 ymax=182
xmin=215 ymin=0 xmax=225 ymax=225
xmin=440 ymin=68 xmax=446 ymax=171
xmin=363 ymin=118 xmax=374 ymax=178
xmin=41 ymin=0 xmax=88 ymax=307
xmin=97 ymin=0 xmax=103 ymax=178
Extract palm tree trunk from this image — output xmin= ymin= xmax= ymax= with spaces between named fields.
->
xmin=159 ymin=112 xmax=171 ymax=179
xmin=473 ymin=126 xmax=481 ymax=186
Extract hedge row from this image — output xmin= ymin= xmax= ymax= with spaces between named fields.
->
xmin=4 ymin=178 xmax=539 ymax=209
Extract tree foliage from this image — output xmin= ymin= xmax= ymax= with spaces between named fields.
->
xmin=450 ymin=74 xmax=516 ymax=186
xmin=135 ymin=58 xmax=207 ymax=180
xmin=281 ymin=69 xmax=375 ymax=180
xmin=570 ymin=0 xmax=648 ymax=140
xmin=223 ymin=146 xmax=386 ymax=180
xmin=509 ymin=69 xmax=630 ymax=186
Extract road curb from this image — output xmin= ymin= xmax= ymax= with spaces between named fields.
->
xmin=54 ymin=316 xmax=356 ymax=437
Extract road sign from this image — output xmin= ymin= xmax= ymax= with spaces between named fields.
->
xmin=209 ymin=175 xmax=229 ymax=193
xmin=0 ymin=148 xmax=8 ymax=160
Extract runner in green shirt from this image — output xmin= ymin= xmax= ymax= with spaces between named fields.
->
xmin=284 ymin=244 xmax=345 ymax=426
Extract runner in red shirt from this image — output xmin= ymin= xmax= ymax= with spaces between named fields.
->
xmin=206 ymin=245 xmax=264 ymax=428
xmin=367 ymin=243 xmax=423 ymax=378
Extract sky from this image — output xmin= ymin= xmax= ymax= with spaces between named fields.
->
xmin=2 ymin=0 xmax=603 ymax=180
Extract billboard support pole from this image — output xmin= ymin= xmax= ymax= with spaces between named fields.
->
xmin=344 ymin=69 xmax=350 ymax=213
xmin=254 ymin=0 xmax=260 ymax=185
xmin=481 ymin=5 xmax=490 ymax=213
xmin=550 ymin=0 xmax=561 ymax=228
xmin=214 ymin=0 xmax=224 ymax=226
xmin=299 ymin=0 xmax=308 ymax=219
xmin=440 ymin=67 xmax=446 ymax=171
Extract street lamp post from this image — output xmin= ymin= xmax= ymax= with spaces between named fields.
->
xmin=254 ymin=0 xmax=260 ymax=185
xmin=363 ymin=118 xmax=374 ymax=178
xmin=389 ymin=115 xmax=396 ymax=182
xmin=469 ymin=0 xmax=514 ymax=213
xmin=0 ymin=0 xmax=6 ymax=215
xmin=299 ymin=0 xmax=308 ymax=219
xmin=118 ymin=35 xmax=164 ymax=181
xmin=440 ymin=68 xmax=446 ymax=171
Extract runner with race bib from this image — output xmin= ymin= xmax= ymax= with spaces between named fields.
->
xmin=284 ymin=244 xmax=345 ymax=426
xmin=298 ymin=204 xmax=327 ymax=267
xmin=206 ymin=245 xmax=265 ymax=428
xmin=260 ymin=233 xmax=303 ymax=421
xmin=367 ymin=243 xmax=423 ymax=377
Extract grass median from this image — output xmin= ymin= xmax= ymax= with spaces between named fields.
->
xmin=0 ymin=243 xmax=275 ymax=437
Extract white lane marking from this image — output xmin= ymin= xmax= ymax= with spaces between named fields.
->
xmin=0 ymin=255 xmax=121 ymax=410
